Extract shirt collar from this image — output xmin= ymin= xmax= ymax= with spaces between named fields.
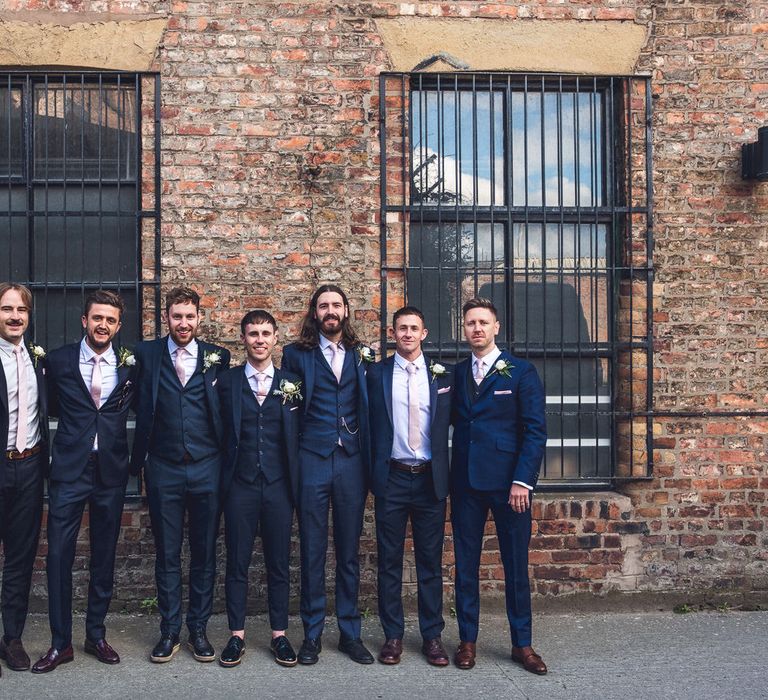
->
xmin=472 ymin=345 xmax=501 ymax=370
xmin=319 ymin=334 xmax=344 ymax=352
xmin=245 ymin=361 xmax=274 ymax=379
xmin=80 ymin=338 xmax=116 ymax=365
xmin=168 ymin=336 xmax=198 ymax=358
xmin=394 ymin=351 xmax=425 ymax=370
xmin=0 ymin=336 xmax=24 ymax=358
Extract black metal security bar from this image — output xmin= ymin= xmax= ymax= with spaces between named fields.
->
xmin=1 ymin=71 xmax=162 ymax=350
xmin=379 ymin=72 xmax=653 ymax=486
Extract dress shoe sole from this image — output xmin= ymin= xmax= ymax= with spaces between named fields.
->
xmin=149 ymin=643 xmax=180 ymax=663
xmin=218 ymin=651 xmax=244 ymax=668
xmin=424 ymin=656 xmax=449 ymax=667
xmin=297 ymin=655 xmax=319 ymax=665
xmin=84 ymin=645 xmax=120 ymax=665
xmin=378 ymin=654 xmax=401 ymax=665
xmin=31 ymin=657 xmax=73 ymax=674
xmin=511 ymin=657 xmax=547 ymax=675
xmin=187 ymin=642 xmax=217 ymax=662
xmin=272 ymin=653 xmax=298 ymax=668
xmin=454 ymin=659 xmax=475 ymax=670
xmin=342 ymin=654 xmax=375 ymax=665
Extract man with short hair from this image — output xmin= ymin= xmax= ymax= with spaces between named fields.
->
xmin=131 ymin=287 xmax=230 ymax=664
xmin=451 ymin=297 xmax=548 ymax=674
xmin=0 ymin=283 xmax=48 ymax=676
xmin=367 ymin=306 xmax=453 ymax=667
xmin=281 ymin=284 xmax=374 ymax=665
xmin=32 ymin=290 xmax=135 ymax=673
xmin=217 ymin=310 xmax=300 ymax=668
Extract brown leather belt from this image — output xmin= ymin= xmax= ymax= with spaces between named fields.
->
xmin=5 ymin=443 xmax=44 ymax=461
xmin=390 ymin=459 xmax=431 ymax=475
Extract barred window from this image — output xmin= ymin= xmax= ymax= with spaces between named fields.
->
xmin=379 ymin=73 xmax=653 ymax=486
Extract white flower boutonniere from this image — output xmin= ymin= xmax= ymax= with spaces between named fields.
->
xmin=357 ymin=345 xmax=374 ymax=366
xmin=29 ymin=343 xmax=46 ymax=368
xmin=273 ymin=378 xmax=303 ymax=405
xmin=117 ymin=347 xmax=136 ymax=368
xmin=203 ymin=350 xmax=221 ymax=372
xmin=489 ymin=358 xmax=514 ymax=379
xmin=429 ymin=361 xmax=448 ymax=383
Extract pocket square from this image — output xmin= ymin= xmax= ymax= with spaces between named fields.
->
xmin=290 ymin=406 xmax=299 ymax=411
xmin=211 ymin=378 xmax=218 ymax=386
xmin=437 ymin=386 xmax=451 ymax=394
xmin=494 ymin=389 xmax=513 ymax=395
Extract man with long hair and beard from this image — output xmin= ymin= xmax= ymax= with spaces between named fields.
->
xmin=282 ymin=285 xmax=375 ymax=666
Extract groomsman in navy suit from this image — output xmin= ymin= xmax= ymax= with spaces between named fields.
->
xmin=217 ymin=310 xmax=300 ymax=669
xmin=130 ymin=287 xmax=230 ymax=664
xmin=281 ymin=284 xmax=374 ymax=665
xmin=0 ymin=283 xmax=48 ymax=675
xmin=32 ymin=290 xmax=135 ymax=673
xmin=451 ymin=298 xmax=548 ymax=675
xmin=367 ymin=306 xmax=453 ymax=667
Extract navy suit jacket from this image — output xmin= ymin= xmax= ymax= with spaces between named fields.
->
xmin=129 ymin=336 xmax=230 ymax=476
xmin=46 ymin=342 xmax=135 ymax=486
xmin=217 ymin=363 xmax=301 ymax=504
xmin=451 ymin=351 xmax=547 ymax=491
xmin=281 ymin=341 xmax=372 ymax=472
xmin=0 ymin=340 xmax=48 ymax=487
xmin=367 ymin=355 xmax=453 ymax=500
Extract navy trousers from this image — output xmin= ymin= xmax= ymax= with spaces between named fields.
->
xmin=374 ymin=468 xmax=446 ymax=641
xmin=298 ymin=446 xmax=367 ymax=641
xmin=46 ymin=456 xmax=125 ymax=649
xmin=145 ymin=453 xmax=219 ymax=636
xmin=0 ymin=451 xmax=43 ymax=642
xmin=223 ymin=474 xmax=293 ymax=632
xmin=451 ymin=485 xmax=533 ymax=647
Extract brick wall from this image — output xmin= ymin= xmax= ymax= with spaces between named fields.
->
xmin=6 ymin=0 xmax=768 ymax=611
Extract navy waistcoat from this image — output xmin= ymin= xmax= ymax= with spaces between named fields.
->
xmin=236 ymin=380 xmax=285 ymax=483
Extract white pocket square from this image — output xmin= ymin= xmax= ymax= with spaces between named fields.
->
xmin=494 ymin=389 xmax=512 ymax=395
xmin=437 ymin=386 xmax=451 ymax=394
xmin=211 ymin=378 xmax=218 ymax=386
xmin=290 ymin=406 xmax=299 ymax=411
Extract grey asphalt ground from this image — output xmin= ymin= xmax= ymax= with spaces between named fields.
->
xmin=1 ymin=610 xmax=766 ymax=699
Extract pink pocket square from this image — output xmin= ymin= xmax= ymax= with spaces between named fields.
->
xmin=494 ymin=389 xmax=512 ymax=395
xmin=437 ymin=386 xmax=451 ymax=394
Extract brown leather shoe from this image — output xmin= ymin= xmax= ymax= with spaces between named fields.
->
xmin=511 ymin=645 xmax=547 ymax=675
xmin=377 ymin=638 xmax=402 ymax=665
xmin=31 ymin=646 xmax=74 ymax=674
xmin=84 ymin=638 xmax=120 ymax=665
xmin=453 ymin=641 xmax=476 ymax=670
xmin=421 ymin=637 xmax=449 ymax=667
xmin=0 ymin=637 xmax=31 ymax=671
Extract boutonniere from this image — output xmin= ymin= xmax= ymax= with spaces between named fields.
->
xmin=117 ymin=347 xmax=135 ymax=368
xmin=273 ymin=378 xmax=303 ymax=405
xmin=429 ymin=360 xmax=448 ymax=383
xmin=488 ymin=358 xmax=514 ymax=379
xmin=203 ymin=350 xmax=221 ymax=372
xmin=29 ymin=343 xmax=46 ymax=368
xmin=357 ymin=345 xmax=374 ymax=366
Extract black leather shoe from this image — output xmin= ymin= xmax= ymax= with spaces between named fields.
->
xmin=338 ymin=637 xmax=374 ymax=664
xmin=270 ymin=635 xmax=297 ymax=667
xmin=150 ymin=634 xmax=180 ymax=663
xmin=297 ymin=637 xmax=322 ymax=665
xmin=0 ymin=637 xmax=30 ymax=671
xmin=219 ymin=636 xmax=245 ymax=668
xmin=187 ymin=628 xmax=216 ymax=662
xmin=84 ymin=638 xmax=120 ymax=664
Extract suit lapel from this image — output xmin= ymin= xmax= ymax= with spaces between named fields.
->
xmin=233 ymin=364 xmax=244 ymax=442
xmin=428 ymin=362 xmax=438 ymax=427
xmin=0 ymin=350 xmax=7 ymax=414
xmin=71 ymin=342 xmax=95 ymax=404
xmin=151 ymin=338 xmax=165 ymax=408
xmin=383 ymin=356 xmax=394 ymax=426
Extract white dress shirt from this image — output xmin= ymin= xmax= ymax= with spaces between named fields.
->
xmin=79 ymin=339 xmax=118 ymax=451
xmin=472 ymin=345 xmax=532 ymax=491
xmin=0 ymin=336 xmax=41 ymax=451
xmin=244 ymin=361 xmax=275 ymax=399
xmin=390 ymin=352 xmax=431 ymax=465
xmin=167 ymin=337 xmax=199 ymax=384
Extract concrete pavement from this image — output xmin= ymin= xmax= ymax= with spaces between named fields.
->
xmin=1 ymin=610 xmax=766 ymax=699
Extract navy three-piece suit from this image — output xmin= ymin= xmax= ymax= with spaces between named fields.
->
xmin=45 ymin=341 xmax=135 ymax=649
xmin=451 ymin=351 xmax=547 ymax=647
xmin=217 ymin=364 xmax=300 ymax=632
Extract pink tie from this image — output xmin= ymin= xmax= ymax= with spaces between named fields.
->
xmin=90 ymin=355 xmax=103 ymax=408
xmin=406 ymin=362 xmax=421 ymax=451
xmin=175 ymin=347 xmax=188 ymax=386
xmin=255 ymin=372 xmax=267 ymax=405
xmin=330 ymin=343 xmax=343 ymax=383
xmin=14 ymin=345 xmax=28 ymax=452
xmin=474 ymin=359 xmax=486 ymax=385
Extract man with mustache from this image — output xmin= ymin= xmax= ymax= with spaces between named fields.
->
xmin=0 ymin=283 xmax=48 ymax=676
xmin=282 ymin=285 xmax=374 ymax=665
xmin=130 ymin=287 xmax=230 ymax=664
xmin=451 ymin=298 xmax=548 ymax=674
xmin=32 ymin=290 xmax=135 ymax=673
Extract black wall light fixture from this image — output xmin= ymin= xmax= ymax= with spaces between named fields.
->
xmin=742 ymin=127 xmax=768 ymax=180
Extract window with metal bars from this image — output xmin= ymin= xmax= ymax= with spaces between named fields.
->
xmin=379 ymin=73 xmax=653 ymax=487
xmin=1 ymin=71 xmax=162 ymax=496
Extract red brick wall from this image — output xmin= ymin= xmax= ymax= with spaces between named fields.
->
xmin=8 ymin=1 xmax=768 ymax=610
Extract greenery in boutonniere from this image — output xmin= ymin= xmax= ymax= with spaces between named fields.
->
xmin=357 ymin=345 xmax=374 ymax=366
xmin=273 ymin=379 xmax=303 ymax=405
xmin=429 ymin=360 xmax=448 ymax=383
xmin=117 ymin=347 xmax=136 ymax=368
xmin=488 ymin=358 xmax=513 ymax=379
xmin=203 ymin=350 xmax=221 ymax=372
xmin=29 ymin=343 xmax=46 ymax=368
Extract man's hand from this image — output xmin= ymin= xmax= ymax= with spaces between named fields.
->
xmin=508 ymin=483 xmax=530 ymax=513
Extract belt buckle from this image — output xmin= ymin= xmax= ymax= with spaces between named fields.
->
xmin=409 ymin=463 xmax=421 ymax=474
